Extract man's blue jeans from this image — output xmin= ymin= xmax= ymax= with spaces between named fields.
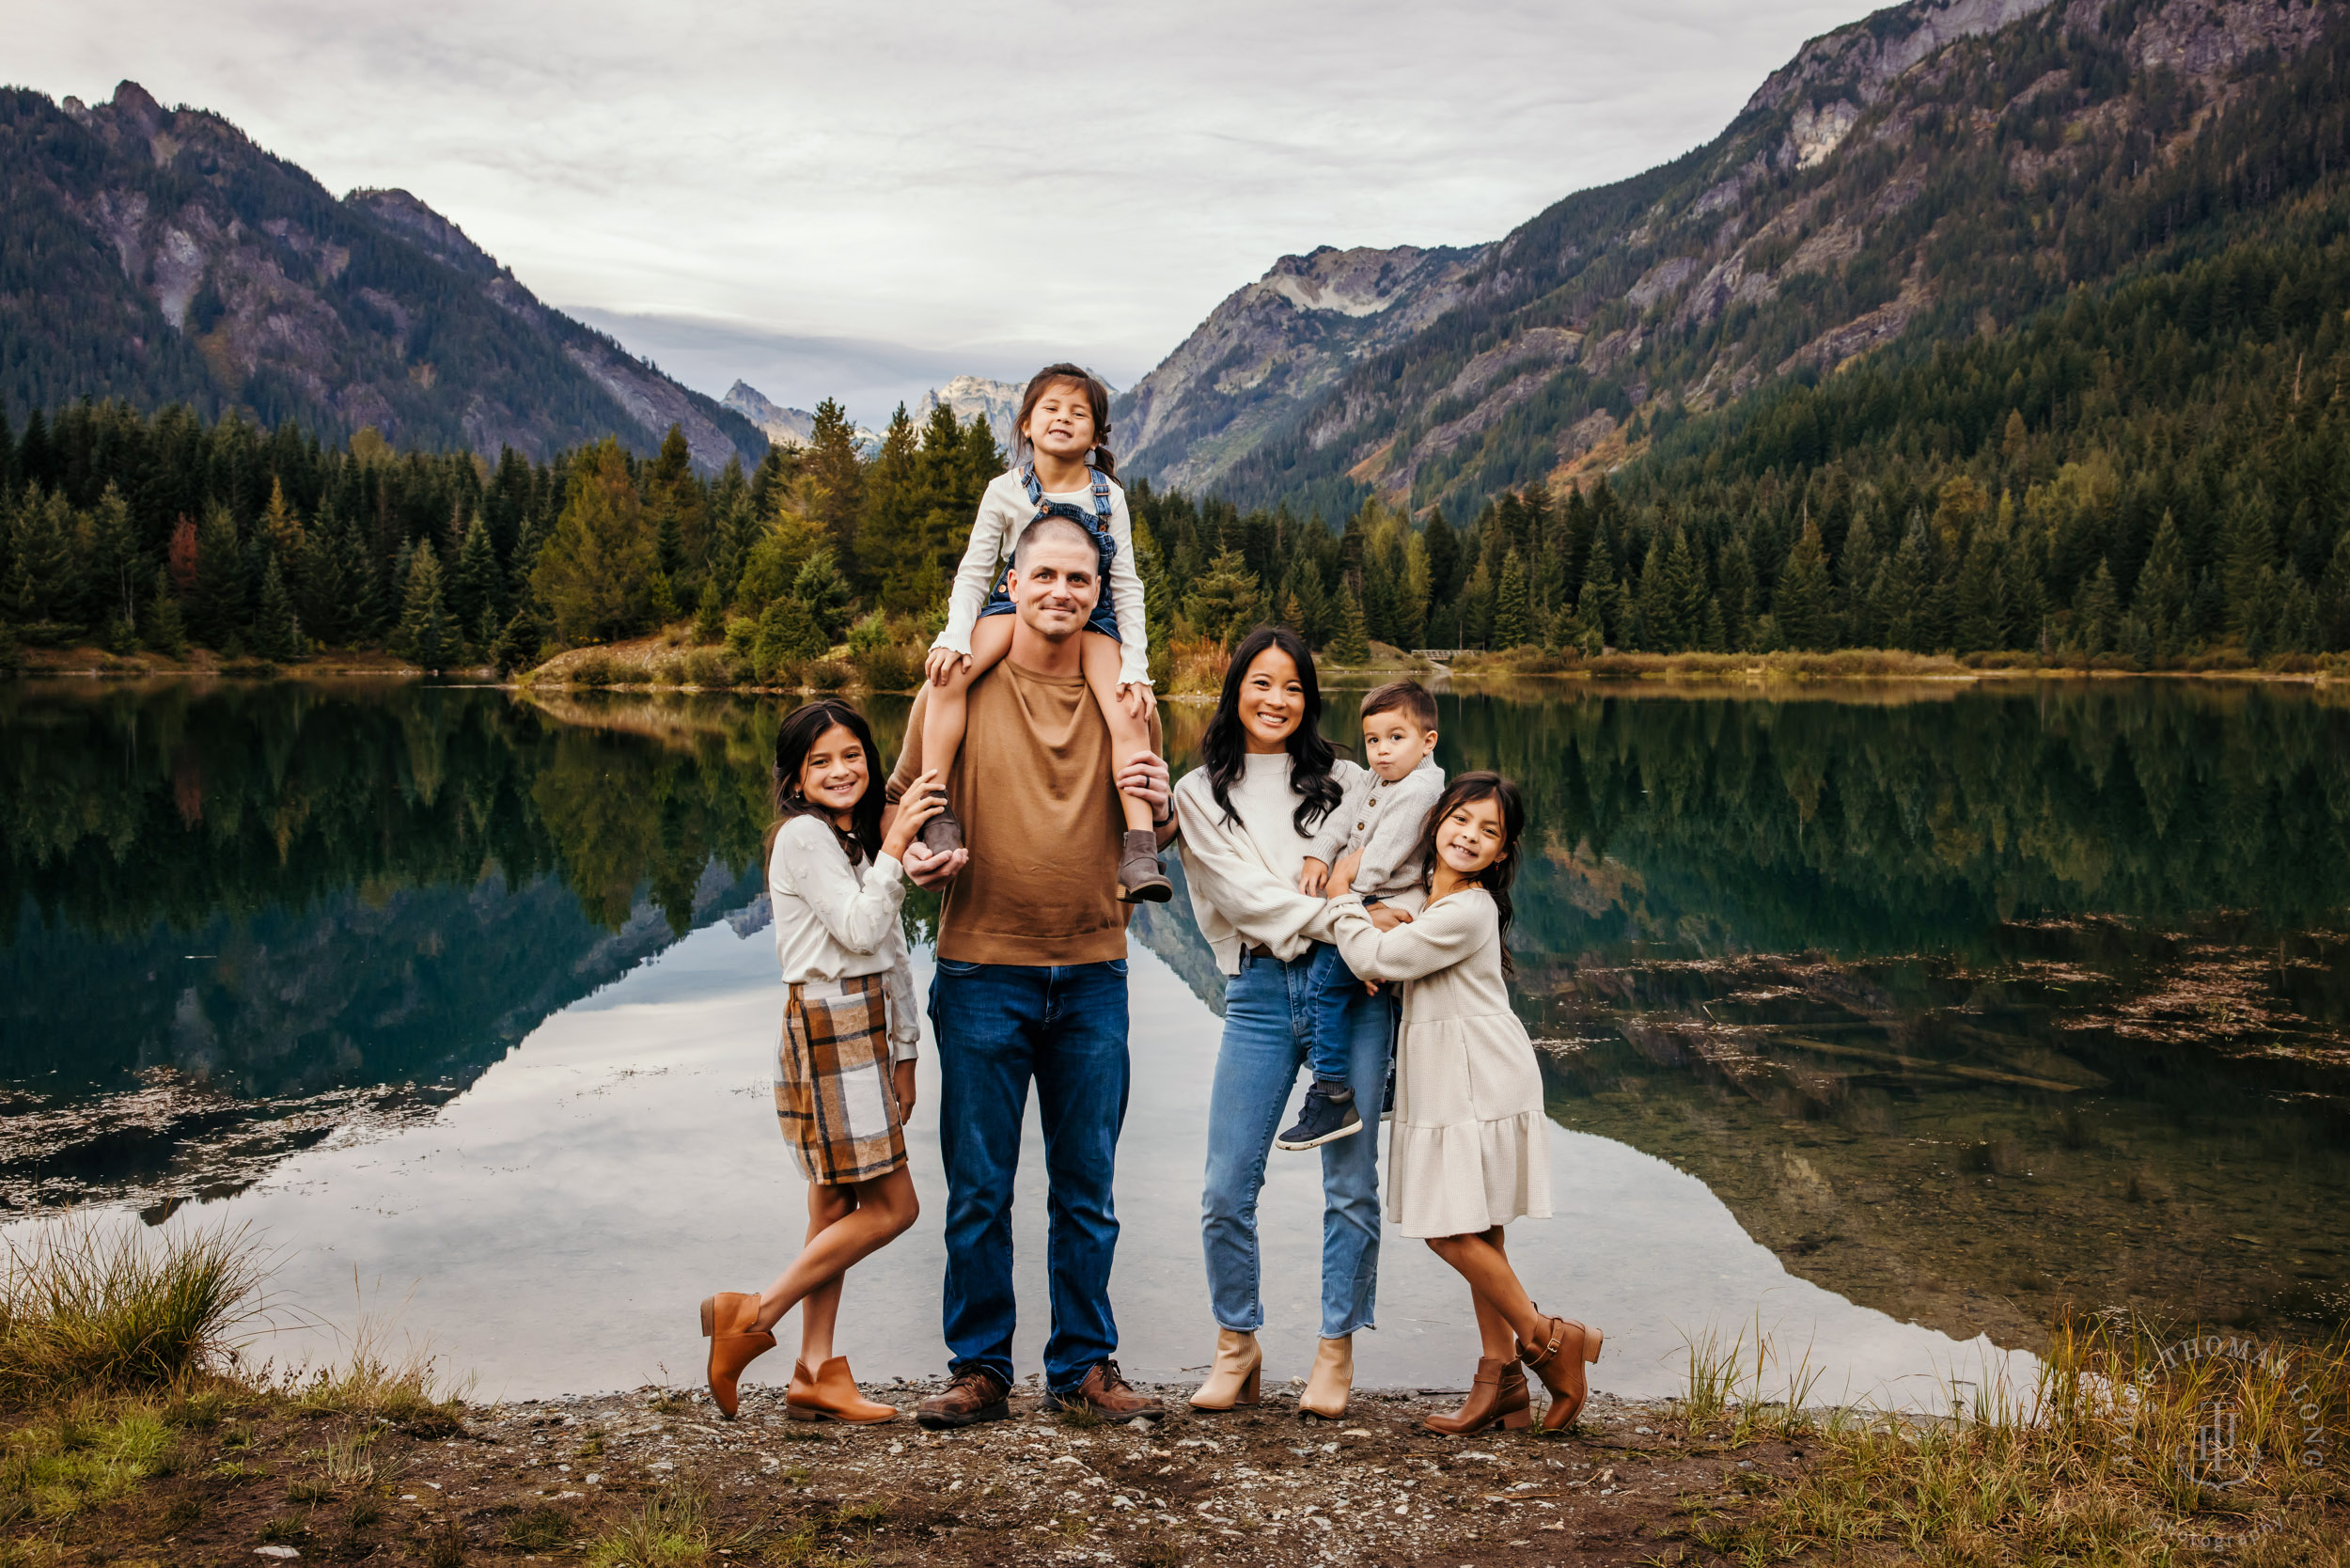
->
xmin=929 ymin=958 xmax=1130 ymax=1394
xmin=1201 ymin=949 xmax=1394 ymax=1339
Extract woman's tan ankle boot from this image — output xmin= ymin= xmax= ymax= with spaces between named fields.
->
xmin=1422 ymin=1356 xmax=1530 ymax=1435
xmin=1188 ymin=1328 xmax=1262 ymax=1410
xmin=1297 ymin=1335 xmax=1353 ymax=1419
xmin=1519 ymin=1312 xmax=1603 ymax=1433
xmin=787 ymin=1356 xmax=897 ymax=1424
xmin=698 ymin=1292 xmax=776 ymax=1420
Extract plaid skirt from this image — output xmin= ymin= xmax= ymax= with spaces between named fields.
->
xmin=775 ymin=973 xmax=907 ymax=1185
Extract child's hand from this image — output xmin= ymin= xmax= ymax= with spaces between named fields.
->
xmin=1297 ymin=857 xmax=1329 ymax=896
xmin=1331 ymin=849 xmax=1364 ymax=891
xmin=1368 ymin=904 xmax=1413 ymax=933
xmin=882 ymin=769 xmax=947 ymax=860
xmin=893 ymin=1059 xmax=918 ymax=1115
xmin=1114 ymin=682 xmax=1152 ymax=719
xmin=924 ymin=647 xmax=970 ymax=686
xmin=1362 ymin=979 xmax=1383 ymax=996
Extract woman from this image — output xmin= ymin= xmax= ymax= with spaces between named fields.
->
xmin=1173 ymin=625 xmax=1407 ymax=1419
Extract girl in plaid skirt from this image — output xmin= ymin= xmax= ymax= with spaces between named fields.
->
xmin=700 ymin=698 xmax=948 ymax=1423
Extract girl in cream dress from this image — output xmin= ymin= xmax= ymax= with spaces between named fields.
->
xmin=1325 ymin=771 xmax=1605 ymax=1436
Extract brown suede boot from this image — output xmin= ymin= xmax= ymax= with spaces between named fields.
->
xmin=1116 ymin=830 xmax=1172 ymax=903
xmin=1520 ymin=1312 xmax=1604 ymax=1434
xmin=1422 ymin=1356 xmax=1531 ymax=1435
xmin=698 ymin=1293 xmax=776 ymax=1420
xmin=915 ymin=1366 xmax=1011 ymax=1431
xmin=1049 ymin=1360 xmax=1167 ymax=1421
xmin=786 ymin=1356 xmax=897 ymax=1425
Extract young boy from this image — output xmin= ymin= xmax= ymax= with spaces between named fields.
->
xmin=1276 ymin=680 xmax=1445 ymax=1151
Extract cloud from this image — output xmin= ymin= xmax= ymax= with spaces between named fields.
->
xmin=16 ymin=0 xmax=1863 ymax=396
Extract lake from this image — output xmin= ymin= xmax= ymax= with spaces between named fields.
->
xmin=4 ymin=676 xmax=2346 ymax=1409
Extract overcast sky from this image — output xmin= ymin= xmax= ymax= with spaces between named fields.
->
xmin=18 ymin=1 xmax=1863 ymax=420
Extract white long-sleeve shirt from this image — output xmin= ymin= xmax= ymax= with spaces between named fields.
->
xmin=1304 ymin=756 xmax=1447 ymax=900
xmin=1174 ymin=752 xmax=1367 ymax=975
xmin=766 ymin=814 xmax=920 ymax=1060
xmin=931 ymin=468 xmax=1152 ymax=687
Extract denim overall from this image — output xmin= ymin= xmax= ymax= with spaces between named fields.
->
xmin=976 ymin=463 xmax=1122 ymax=642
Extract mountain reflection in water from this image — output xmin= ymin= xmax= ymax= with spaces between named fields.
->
xmin=3 ymin=678 xmax=2346 ymax=1367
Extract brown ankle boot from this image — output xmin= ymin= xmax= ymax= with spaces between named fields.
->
xmin=699 ymin=1293 xmax=776 ymax=1420
xmin=1519 ymin=1312 xmax=1604 ymax=1433
xmin=1422 ymin=1356 xmax=1530 ymax=1435
xmin=1050 ymin=1359 xmax=1167 ymax=1421
xmin=919 ymin=806 xmax=964 ymax=855
xmin=786 ymin=1356 xmax=897 ymax=1424
xmin=1117 ymin=830 xmax=1172 ymax=903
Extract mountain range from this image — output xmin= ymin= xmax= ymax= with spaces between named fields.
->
xmin=1115 ymin=0 xmax=2339 ymax=520
xmin=0 ymin=81 xmax=764 ymax=472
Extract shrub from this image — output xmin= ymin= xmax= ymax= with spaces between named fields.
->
xmin=852 ymin=641 xmax=918 ymax=692
xmin=805 ymin=660 xmax=853 ymax=692
xmin=567 ymin=653 xmax=617 ymax=687
xmin=680 ymin=649 xmax=736 ymax=688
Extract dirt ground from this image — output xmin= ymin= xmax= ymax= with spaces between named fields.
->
xmin=63 ymin=1377 xmax=1799 ymax=1566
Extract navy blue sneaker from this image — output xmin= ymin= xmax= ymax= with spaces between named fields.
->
xmin=1381 ymin=1058 xmax=1396 ymax=1121
xmin=1277 ymin=1081 xmax=1362 ymax=1151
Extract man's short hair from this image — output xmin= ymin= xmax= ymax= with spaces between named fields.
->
xmin=1359 ymin=679 xmax=1438 ymax=733
xmin=1011 ymin=512 xmax=1100 ymax=572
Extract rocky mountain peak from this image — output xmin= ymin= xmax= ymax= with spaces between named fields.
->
xmin=917 ymin=374 xmax=1024 ymax=450
xmin=348 ymin=189 xmax=499 ymax=278
xmin=720 ymin=382 xmax=816 ymax=447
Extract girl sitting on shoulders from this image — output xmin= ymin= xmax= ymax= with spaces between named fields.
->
xmin=699 ymin=698 xmax=948 ymax=1423
xmin=1324 ymin=772 xmax=1604 ymax=1435
xmin=918 ymin=362 xmax=1168 ymax=903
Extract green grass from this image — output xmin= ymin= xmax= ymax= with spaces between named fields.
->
xmin=585 ymin=1484 xmax=715 ymax=1568
xmin=0 ymin=1220 xmax=264 ymax=1397
xmin=0 ymin=1402 xmax=179 ymax=1525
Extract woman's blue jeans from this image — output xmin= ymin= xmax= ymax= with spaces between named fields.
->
xmin=1200 ymin=948 xmax=1394 ymax=1339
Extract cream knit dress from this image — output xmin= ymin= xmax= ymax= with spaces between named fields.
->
xmin=1327 ymin=888 xmax=1551 ymax=1239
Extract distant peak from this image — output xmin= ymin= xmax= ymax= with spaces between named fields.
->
xmin=110 ymin=80 xmax=164 ymax=135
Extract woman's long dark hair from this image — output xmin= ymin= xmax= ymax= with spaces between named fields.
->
xmin=1199 ymin=624 xmax=1342 ymax=837
xmin=766 ymin=698 xmax=885 ymax=863
xmin=1408 ymin=771 xmax=1525 ymax=969
xmin=1013 ymin=362 xmax=1118 ymax=479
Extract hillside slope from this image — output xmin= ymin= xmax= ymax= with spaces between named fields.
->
xmin=1124 ymin=0 xmax=2335 ymax=522
xmin=0 ymin=82 xmax=764 ymax=471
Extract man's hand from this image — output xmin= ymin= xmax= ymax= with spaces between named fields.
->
xmin=1297 ymin=856 xmax=1330 ymax=896
xmin=902 ymin=839 xmax=967 ymax=888
xmin=924 ymin=646 xmax=970 ymax=686
xmin=1367 ymin=904 xmax=1413 ymax=933
xmin=893 ymin=1059 xmax=918 ymax=1115
xmin=1118 ymin=750 xmax=1173 ymax=825
xmin=1114 ymin=682 xmax=1153 ymax=720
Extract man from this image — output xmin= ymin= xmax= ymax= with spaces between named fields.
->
xmin=889 ymin=511 xmax=1178 ymax=1428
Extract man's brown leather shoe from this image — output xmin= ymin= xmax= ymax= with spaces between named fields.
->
xmin=1048 ymin=1359 xmax=1166 ymax=1421
xmin=915 ymin=1366 xmax=1011 ymax=1430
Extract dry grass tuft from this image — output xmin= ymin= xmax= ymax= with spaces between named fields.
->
xmin=0 ymin=1220 xmax=265 ymax=1399
xmin=1705 ymin=1316 xmax=2350 ymax=1562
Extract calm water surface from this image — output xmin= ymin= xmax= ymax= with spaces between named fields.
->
xmin=4 ymin=678 xmax=2345 ymax=1405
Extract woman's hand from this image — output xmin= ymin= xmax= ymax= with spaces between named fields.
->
xmin=925 ymin=647 xmax=970 ymax=686
xmin=1367 ymin=904 xmax=1413 ymax=933
xmin=1296 ymin=857 xmax=1329 ymax=896
xmin=882 ymin=769 xmax=947 ymax=861
xmin=893 ymin=1059 xmax=917 ymax=1115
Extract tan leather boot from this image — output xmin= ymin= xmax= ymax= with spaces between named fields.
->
xmin=1188 ymin=1328 xmax=1262 ymax=1410
xmin=698 ymin=1292 xmax=776 ymax=1420
xmin=1421 ymin=1356 xmax=1530 ymax=1435
xmin=786 ymin=1356 xmax=897 ymax=1424
xmin=1297 ymin=1335 xmax=1353 ymax=1420
xmin=1519 ymin=1312 xmax=1603 ymax=1433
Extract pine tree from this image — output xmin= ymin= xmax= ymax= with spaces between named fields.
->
xmin=86 ymin=483 xmax=140 ymax=635
xmin=706 ymin=462 xmax=757 ymax=604
xmin=449 ymin=512 xmax=503 ymax=635
xmin=1422 ymin=509 xmax=1462 ymax=607
xmin=188 ymin=504 xmax=245 ymax=649
xmin=1665 ymin=529 xmax=1712 ymax=651
xmin=394 ymin=541 xmax=456 ymax=669
xmin=1184 ymin=548 xmax=1265 ymax=647
xmin=1880 ymin=516 xmax=1935 ymax=651
xmin=1774 ymin=520 xmax=1833 ymax=651
xmin=2131 ymin=510 xmax=2191 ymax=658
xmin=856 ymin=404 xmax=925 ymax=605
xmin=1838 ymin=514 xmax=1881 ymax=646
xmin=752 ymin=597 xmax=828 ymax=682
xmin=532 ymin=440 xmax=656 ymax=644
xmin=1329 ymin=587 xmax=1371 ymax=666
xmin=2221 ymin=489 xmax=2279 ymax=647
xmin=143 ymin=568 xmax=188 ymax=657
xmin=805 ymin=399 xmax=867 ymax=558
xmin=791 ymin=548 xmax=856 ymax=642
xmin=2072 ymin=560 xmax=2120 ymax=655
xmin=1573 ymin=525 xmax=1617 ymax=650
xmin=2317 ymin=529 xmax=2350 ymax=653
xmin=1952 ymin=531 xmax=2004 ymax=651
xmin=252 ymin=555 xmax=305 ymax=662
xmin=694 ymin=580 xmax=726 ymax=643
xmin=1632 ymin=533 xmax=1673 ymax=650
xmin=1716 ymin=536 xmax=1757 ymax=651
xmin=491 ymin=601 xmax=550 ymax=674
xmin=1494 ymin=548 xmax=1531 ymax=649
